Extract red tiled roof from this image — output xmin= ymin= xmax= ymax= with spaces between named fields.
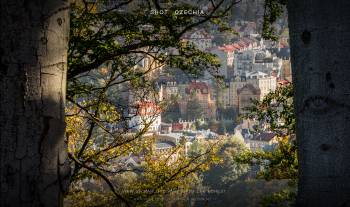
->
xmin=215 ymin=37 xmax=257 ymax=53
xmin=218 ymin=45 xmax=236 ymax=52
xmin=172 ymin=123 xmax=183 ymax=131
xmin=134 ymin=101 xmax=161 ymax=116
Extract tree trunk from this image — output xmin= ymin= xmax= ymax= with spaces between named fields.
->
xmin=0 ymin=0 xmax=70 ymax=206
xmin=288 ymin=1 xmax=350 ymax=206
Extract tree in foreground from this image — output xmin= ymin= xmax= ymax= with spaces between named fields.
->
xmin=0 ymin=0 xmax=237 ymax=205
xmin=287 ymin=0 xmax=350 ymax=205
xmin=237 ymin=83 xmax=297 ymax=206
xmin=0 ymin=1 xmax=70 ymax=206
xmin=64 ymin=0 xmax=238 ymax=206
xmin=262 ymin=0 xmax=350 ymax=205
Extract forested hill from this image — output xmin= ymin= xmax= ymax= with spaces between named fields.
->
xmin=229 ymin=0 xmax=288 ymax=33
xmin=230 ymin=0 xmax=264 ymax=21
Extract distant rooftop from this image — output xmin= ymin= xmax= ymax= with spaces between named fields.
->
xmin=252 ymin=132 xmax=276 ymax=142
xmin=156 ymin=141 xmax=176 ymax=149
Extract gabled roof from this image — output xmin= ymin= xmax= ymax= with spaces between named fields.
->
xmin=252 ymin=132 xmax=276 ymax=142
xmin=214 ymin=37 xmax=258 ymax=53
xmin=237 ymin=84 xmax=261 ymax=95
xmin=246 ymin=71 xmax=268 ymax=78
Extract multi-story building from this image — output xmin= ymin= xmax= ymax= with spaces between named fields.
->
xmin=182 ymin=29 xmax=213 ymax=51
xmin=246 ymin=72 xmax=277 ymax=100
xmin=253 ymin=50 xmax=283 ymax=75
xmin=179 ymin=81 xmax=217 ymax=119
xmin=245 ymin=132 xmax=278 ymax=152
xmin=216 ymin=82 xmax=231 ymax=109
xmin=217 ymin=73 xmax=276 ymax=112
xmin=234 ymin=50 xmax=255 ymax=76
xmin=161 ymin=80 xmax=178 ymax=100
xmin=237 ymin=84 xmax=260 ymax=114
xmin=206 ymin=37 xmax=262 ymax=79
xmin=128 ymin=102 xmax=162 ymax=132
xmin=209 ymin=47 xmax=234 ymax=78
xmin=254 ymin=77 xmax=277 ymax=100
xmin=234 ymin=48 xmax=282 ymax=77
xmin=217 ymin=76 xmax=247 ymax=110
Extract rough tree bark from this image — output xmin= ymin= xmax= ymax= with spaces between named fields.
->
xmin=0 ymin=0 xmax=70 ymax=206
xmin=288 ymin=1 xmax=350 ymax=206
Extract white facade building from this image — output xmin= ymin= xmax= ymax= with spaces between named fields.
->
xmin=234 ymin=48 xmax=283 ymax=77
xmin=245 ymin=72 xmax=277 ymax=100
xmin=128 ymin=102 xmax=161 ymax=132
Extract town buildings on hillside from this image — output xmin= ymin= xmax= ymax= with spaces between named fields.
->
xmin=122 ymin=21 xmax=291 ymax=158
xmin=182 ymin=28 xmax=214 ymax=51
xmin=179 ymin=81 xmax=217 ymax=119
xmin=237 ymin=84 xmax=261 ymax=114
xmin=128 ymin=101 xmax=162 ymax=133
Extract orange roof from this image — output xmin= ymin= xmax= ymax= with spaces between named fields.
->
xmin=215 ymin=37 xmax=257 ymax=53
xmin=134 ymin=101 xmax=161 ymax=116
xmin=217 ymin=44 xmax=242 ymax=52
xmin=172 ymin=123 xmax=184 ymax=131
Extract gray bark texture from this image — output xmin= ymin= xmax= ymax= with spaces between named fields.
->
xmin=288 ymin=1 xmax=350 ymax=206
xmin=0 ymin=0 xmax=70 ymax=206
